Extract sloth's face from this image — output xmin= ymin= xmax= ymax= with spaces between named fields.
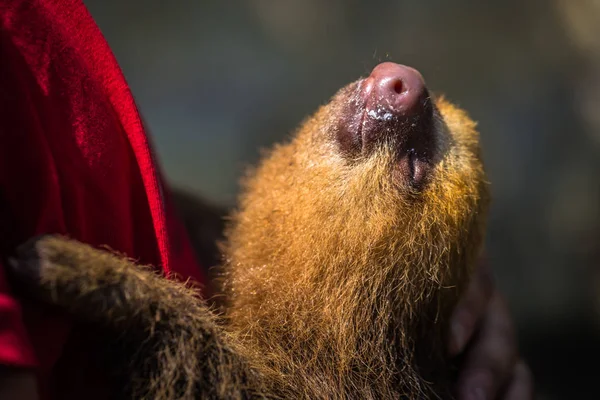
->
xmin=229 ymin=62 xmax=489 ymax=304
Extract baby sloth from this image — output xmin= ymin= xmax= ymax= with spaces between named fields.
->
xmin=11 ymin=62 xmax=489 ymax=399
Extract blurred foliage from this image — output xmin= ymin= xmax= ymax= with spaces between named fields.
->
xmin=84 ymin=1 xmax=600 ymax=398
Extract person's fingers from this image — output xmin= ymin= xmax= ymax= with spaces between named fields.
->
xmin=449 ymin=261 xmax=495 ymax=355
xmin=456 ymin=292 xmax=518 ymax=400
xmin=502 ymin=360 xmax=534 ymax=400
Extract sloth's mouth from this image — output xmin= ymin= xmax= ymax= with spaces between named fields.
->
xmin=405 ymin=148 xmax=430 ymax=188
xmin=336 ymin=78 xmax=436 ymax=189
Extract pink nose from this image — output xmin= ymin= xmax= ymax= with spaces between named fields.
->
xmin=355 ymin=62 xmax=433 ymax=156
xmin=363 ymin=62 xmax=428 ymax=119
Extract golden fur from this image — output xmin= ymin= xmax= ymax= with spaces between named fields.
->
xmin=10 ymin=78 xmax=489 ymax=399
xmin=222 ymin=91 xmax=489 ymax=398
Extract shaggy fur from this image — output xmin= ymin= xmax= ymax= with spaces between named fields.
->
xmin=10 ymin=77 xmax=489 ymax=399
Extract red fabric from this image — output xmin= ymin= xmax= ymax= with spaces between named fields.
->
xmin=0 ymin=0 xmax=207 ymax=398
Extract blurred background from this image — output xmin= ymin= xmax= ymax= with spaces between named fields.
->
xmin=84 ymin=1 xmax=600 ymax=398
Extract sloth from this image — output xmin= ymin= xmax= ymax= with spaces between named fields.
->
xmin=10 ymin=62 xmax=489 ymax=399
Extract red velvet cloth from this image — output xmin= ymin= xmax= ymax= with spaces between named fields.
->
xmin=0 ymin=0 xmax=207 ymax=398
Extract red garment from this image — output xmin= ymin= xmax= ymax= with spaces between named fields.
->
xmin=0 ymin=0 xmax=207 ymax=398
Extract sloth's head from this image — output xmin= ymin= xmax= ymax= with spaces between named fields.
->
xmin=224 ymin=62 xmax=490 ymax=394
xmin=227 ymin=61 xmax=488 ymax=304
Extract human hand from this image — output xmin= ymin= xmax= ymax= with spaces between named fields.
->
xmin=449 ymin=261 xmax=534 ymax=400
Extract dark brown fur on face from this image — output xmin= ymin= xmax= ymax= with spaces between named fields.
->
xmin=10 ymin=63 xmax=489 ymax=399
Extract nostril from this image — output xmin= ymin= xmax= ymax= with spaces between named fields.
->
xmin=392 ymin=79 xmax=404 ymax=95
xmin=366 ymin=63 xmax=428 ymax=118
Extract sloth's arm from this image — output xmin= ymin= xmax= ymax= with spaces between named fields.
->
xmin=9 ymin=235 xmax=261 ymax=400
